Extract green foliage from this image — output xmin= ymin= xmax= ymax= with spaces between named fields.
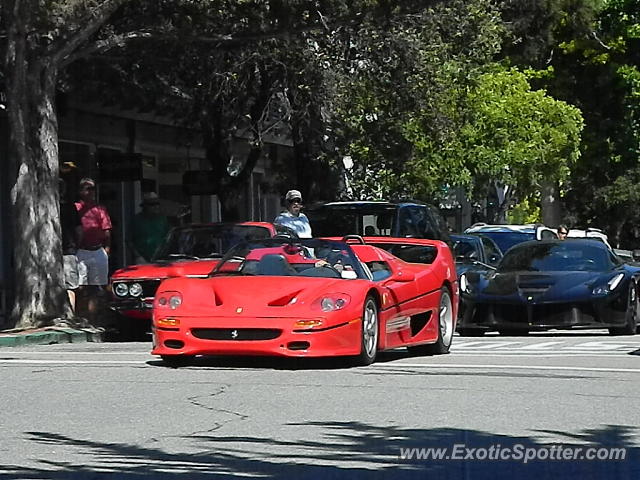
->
xmin=507 ymin=196 xmax=542 ymax=224
xmin=333 ymin=0 xmax=505 ymax=201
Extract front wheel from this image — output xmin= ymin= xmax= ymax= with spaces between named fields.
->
xmin=609 ymin=282 xmax=638 ymax=335
xmin=408 ymin=287 xmax=454 ymax=356
xmin=353 ymin=296 xmax=379 ymax=366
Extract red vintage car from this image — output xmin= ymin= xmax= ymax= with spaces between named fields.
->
xmin=151 ymin=236 xmax=458 ymax=367
xmin=109 ymin=222 xmax=297 ymax=335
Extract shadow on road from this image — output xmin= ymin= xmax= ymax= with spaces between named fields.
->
xmin=4 ymin=423 xmax=638 ymax=479
xmin=145 ymin=350 xmax=416 ymax=371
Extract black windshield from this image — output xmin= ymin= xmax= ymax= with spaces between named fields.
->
xmin=499 ymin=242 xmax=613 ymax=273
xmin=153 ymin=224 xmax=271 ymax=261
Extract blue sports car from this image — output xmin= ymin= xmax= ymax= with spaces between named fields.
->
xmin=458 ymin=239 xmax=640 ymax=336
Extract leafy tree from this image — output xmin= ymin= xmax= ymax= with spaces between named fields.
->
xmin=333 ymin=0 xmax=505 ymax=201
xmin=447 ymin=68 xmax=584 ymax=223
xmin=547 ymin=0 xmax=640 ymax=246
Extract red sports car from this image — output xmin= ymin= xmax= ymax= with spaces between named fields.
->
xmin=151 ymin=236 xmax=458 ymax=367
xmin=109 ymin=222 xmax=297 ymax=335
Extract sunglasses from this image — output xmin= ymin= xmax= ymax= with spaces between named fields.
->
xmin=559 ymin=231 xmax=568 ymax=235
xmin=289 ymin=199 xmax=302 ymax=204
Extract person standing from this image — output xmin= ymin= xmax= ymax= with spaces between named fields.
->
xmin=59 ymin=179 xmax=82 ymax=311
xmin=129 ymin=191 xmax=170 ymax=264
xmin=75 ymin=178 xmax=112 ymax=322
xmin=274 ymin=189 xmax=312 ymax=238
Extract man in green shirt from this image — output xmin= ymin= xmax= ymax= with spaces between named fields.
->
xmin=130 ymin=192 xmax=170 ymax=263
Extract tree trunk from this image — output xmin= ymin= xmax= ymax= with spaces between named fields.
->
xmin=541 ymin=180 xmax=562 ymax=227
xmin=5 ymin=6 xmax=70 ymax=328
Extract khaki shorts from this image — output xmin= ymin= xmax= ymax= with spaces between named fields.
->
xmin=63 ymin=254 xmax=80 ymax=290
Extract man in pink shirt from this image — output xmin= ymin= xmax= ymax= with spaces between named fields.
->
xmin=75 ymin=178 xmax=112 ymax=322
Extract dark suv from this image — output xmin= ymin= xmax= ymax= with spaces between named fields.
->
xmin=306 ymin=201 xmax=451 ymax=244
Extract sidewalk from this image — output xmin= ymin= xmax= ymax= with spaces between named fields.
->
xmin=0 ymin=326 xmax=104 ymax=348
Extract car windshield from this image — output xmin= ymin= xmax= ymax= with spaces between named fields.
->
xmin=478 ymin=232 xmax=535 ymax=253
xmin=211 ymin=238 xmax=368 ymax=279
xmin=498 ymin=242 xmax=613 ymax=273
xmin=306 ymin=204 xmax=397 ymax=237
xmin=153 ymin=224 xmax=272 ymax=261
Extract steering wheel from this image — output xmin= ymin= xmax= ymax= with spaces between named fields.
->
xmin=315 ymin=265 xmax=342 ymax=278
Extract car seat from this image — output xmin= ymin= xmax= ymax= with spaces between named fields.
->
xmin=256 ymin=254 xmax=295 ymax=276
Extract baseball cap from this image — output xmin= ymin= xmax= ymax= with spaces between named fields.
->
xmin=285 ymin=189 xmax=302 ymax=202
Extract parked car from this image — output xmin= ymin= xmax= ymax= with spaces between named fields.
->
xmin=306 ymin=201 xmax=452 ymax=244
xmin=458 ymin=239 xmax=640 ymax=336
xmin=463 ymin=223 xmax=558 ymax=254
xmin=109 ymin=222 xmax=297 ymax=337
xmin=450 ymin=233 xmax=503 ymax=277
xmin=566 ymin=228 xmax=612 ymax=249
xmin=151 ymin=236 xmax=458 ymax=367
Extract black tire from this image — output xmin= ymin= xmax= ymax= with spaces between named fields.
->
xmin=353 ymin=296 xmax=379 ymax=366
xmin=609 ymin=282 xmax=638 ymax=335
xmin=408 ymin=287 xmax=454 ymax=356
xmin=161 ymin=355 xmax=194 ymax=368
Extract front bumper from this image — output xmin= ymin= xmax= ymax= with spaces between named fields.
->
xmin=459 ymin=296 xmax=627 ymax=331
xmin=110 ymin=298 xmax=154 ymax=320
xmin=151 ymin=315 xmax=362 ymax=358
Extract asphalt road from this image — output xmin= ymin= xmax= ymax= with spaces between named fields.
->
xmin=1 ymin=331 xmax=639 ymax=479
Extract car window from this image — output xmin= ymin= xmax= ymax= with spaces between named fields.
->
xmin=479 ymin=235 xmax=502 ymax=265
xmin=453 ymin=239 xmax=479 ymax=260
xmin=478 ymin=232 xmax=535 ymax=253
xmin=367 ymin=261 xmax=392 ymax=281
xmin=539 ymin=229 xmax=558 ymax=240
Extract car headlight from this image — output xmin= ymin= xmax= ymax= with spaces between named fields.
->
xmin=114 ymin=283 xmax=129 ymax=297
xmin=592 ymin=273 xmax=625 ymax=295
xmin=460 ymin=274 xmax=472 ymax=294
xmin=129 ymin=283 xmax=143 ymax=297
xmin=313 ymin=294 xmax=351 ymax=312
xmin=156 ymin=292 xmax=183 ymax=310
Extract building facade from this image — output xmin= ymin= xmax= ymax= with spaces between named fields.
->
xmin=0 ymin=102 xmax=292 ymax=326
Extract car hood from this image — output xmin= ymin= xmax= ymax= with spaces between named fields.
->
xmin=474 ymin=271 xmax=605 ymax=302
xmin=160 ymin=276 xmax=368 ymax=318
xmin=111 ymin=259 xmax=221 ymax=281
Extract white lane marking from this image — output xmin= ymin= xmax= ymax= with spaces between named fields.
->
xmin=565 ymin=341 xmax=640 ymax=351
xmin=451 ymin=351 xmax=629 ymax=358
xmin=378 ymin=363 xmax=640 ymax=374
xmin=454 ymin=342 xmax=522 ymax=349
xmin=0 ymin=360 xmax=145 ymax=364
xmin=518 ymin=341 xmax=566 ymax=350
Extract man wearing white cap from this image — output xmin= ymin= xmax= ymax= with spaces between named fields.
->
xmin=274 ymin=189 xmax=312 ymax=238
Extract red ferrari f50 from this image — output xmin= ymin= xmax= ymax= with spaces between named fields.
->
xmin=152 ymin=236 xmax=458 ymax=367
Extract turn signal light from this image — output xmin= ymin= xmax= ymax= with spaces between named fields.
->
xmin=157 ymin=318 xmax=180 ymax=327
xmin=294 ymin=319 xmax=324 ymax=328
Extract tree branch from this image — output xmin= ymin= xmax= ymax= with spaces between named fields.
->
xmin=61 ymin=30 xmax=152 ymax=67
xmin=50 ymin=0 xmax=127 ymax=67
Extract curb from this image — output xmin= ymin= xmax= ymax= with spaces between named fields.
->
xmin=0 ymin=327 xmax=104 ymax=348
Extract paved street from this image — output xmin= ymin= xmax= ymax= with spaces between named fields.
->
xmin=1 ymin=332 xmax=639 ymax=479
